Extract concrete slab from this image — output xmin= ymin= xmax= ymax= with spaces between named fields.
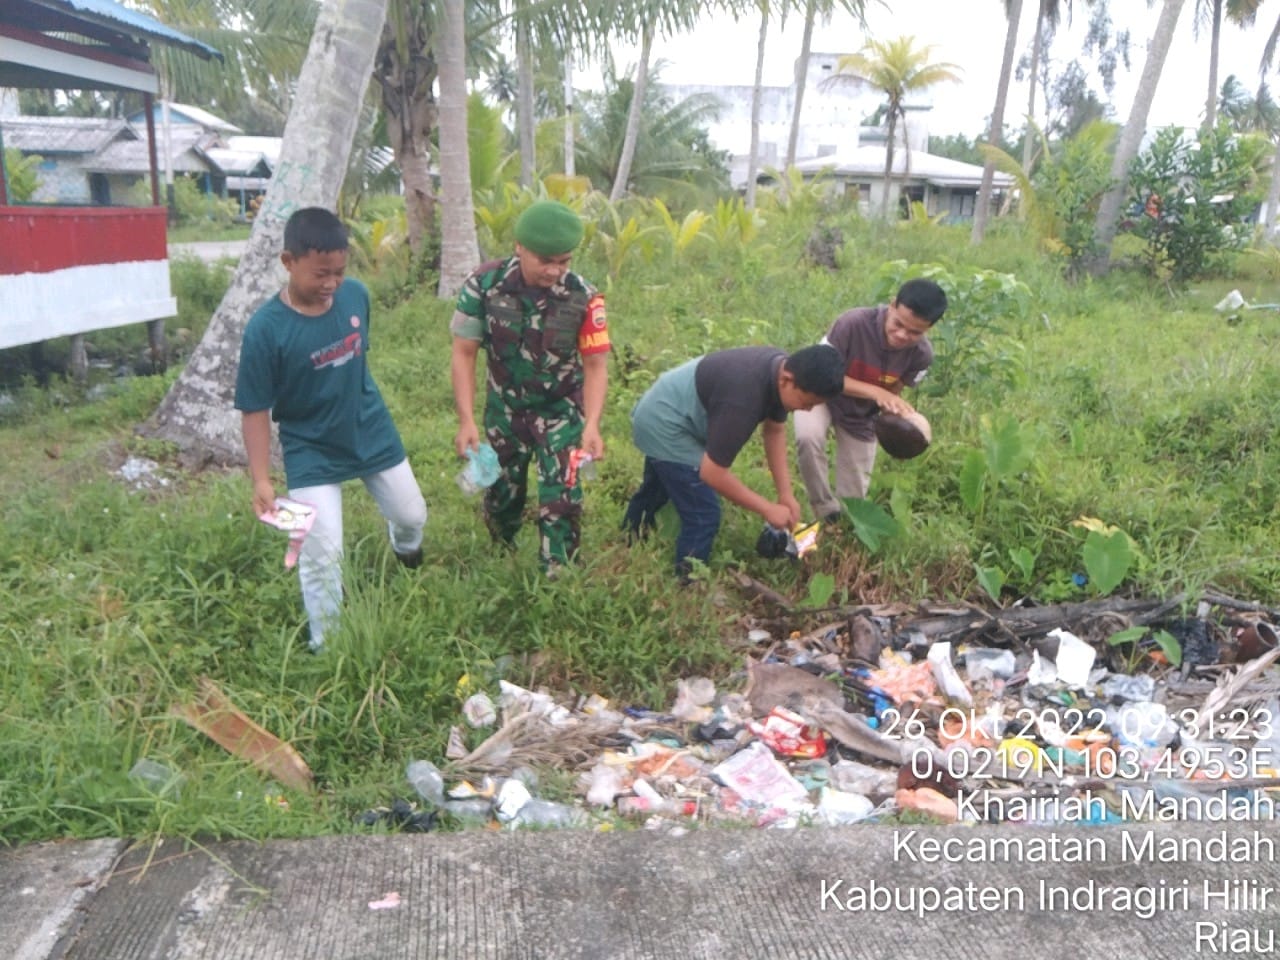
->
xmin=5 ymin=823 xmax=1277 ymax=959
xmin=3 ymin=838 xmax=125 ymax=960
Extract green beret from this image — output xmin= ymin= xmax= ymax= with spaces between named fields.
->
xmin=514 ymin=201 xmax=584 ymax=255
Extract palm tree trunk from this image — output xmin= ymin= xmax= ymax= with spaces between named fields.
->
xmin=1091 ymin=0 xmax=1187 ymax=274
xmin=1020 ymin=1 xmax=1044 ymax=173
xmin=141 ymin=0 xmax=390 ymax=463
xmin=515 ymin=0 xmax=536 ymax=188
xmin=610 ymin=25 xmax=653 ymax=203
xmin=1204 ymin=0 xmax=1222 ymax=129
xmin=785 ymin=0 xmax=817 ymax=168
xmin=1266 ymin=136 xmax=1280 ymax=242
xmin=375 ymin=20 xmax=438 ymax=255
xmin=974 ymin=0 xmax=1022 ymax=244
xmin=564 ymin=55 xmax=576 ymax=177
xmin=746 ymin=5 xmax=769 ymax=210
xmin=881 ymin=112 xmax=897 ymax=220
xmin=437 ymin=0 xmax=479 ymax=297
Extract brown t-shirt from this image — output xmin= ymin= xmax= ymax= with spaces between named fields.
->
xmin=823 ymin=306 xmax=932 ymax=440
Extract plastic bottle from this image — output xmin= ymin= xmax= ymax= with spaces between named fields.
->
xmin=513 ymin=798 xmax=588 ymax=828
xmin=129 ymin=758 xmax=182 ymax=797
xmin=405 ymin=759 xmax=445 ymax=806
xmin=616 ymin=796 xmax=698 ymax=818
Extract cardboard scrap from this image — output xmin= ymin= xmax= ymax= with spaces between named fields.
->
xmin=171 ymin=677 xmax=314 ymax=793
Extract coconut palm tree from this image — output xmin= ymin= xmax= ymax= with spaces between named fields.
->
xmin=140 ymin=0 xmax=315 ymax=127
xmin=745 ymin=0 xmax=772 ymax=209
xmin=576 ymin=64 xmax=730 ymax=204
xmin=604 ymin=0 xmax=733 ymax=202
xmin=1020 ymin=0 xmax=1073 ymax=173
xmin=144 ymin=0 xmax=391 ymax=462
xmin=784 ymin=0 xmax=870 ymax=169
xmin=973 ymin=0 xmax=1024 ymax=244
xmin=1197 ymin=0 xmax=1264 ymax=130
xmin=374 ymin=4 xmax=439 ymax=254
xmin=826 ymin=36 xmax=961 ymax=220
xmin=1090 ymin=0 xmax=1187 ymax=273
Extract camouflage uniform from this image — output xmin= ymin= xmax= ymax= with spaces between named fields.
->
xmin=453 ymin=257 xmax=609 ymax=566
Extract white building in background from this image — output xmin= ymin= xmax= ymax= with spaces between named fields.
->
xmin=659 ymin=51 xmax=1011 ymax=221
xmin=661 ymin=52 xmax=883 ymax=189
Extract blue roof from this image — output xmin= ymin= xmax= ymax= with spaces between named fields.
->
xmin=33 ymin=0 xmax=222 ymax=61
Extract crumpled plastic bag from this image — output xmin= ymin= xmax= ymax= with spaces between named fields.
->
xmin=258 ymin=497 xmax=316 ymax=569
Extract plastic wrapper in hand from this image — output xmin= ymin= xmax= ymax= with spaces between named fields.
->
xmin=258 ymin=497 xmax=316 ymax=569
xmin=567 ymin=448 xmax=597 ymax=486
xmin=756 ymin=522 xmax=820 ymax=560
xmin=457 ymin=443 xmax=500 ymax=495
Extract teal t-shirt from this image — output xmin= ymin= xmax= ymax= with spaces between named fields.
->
xmin=630 ymin=347 xmax=787 ymax=469
xmin=630 ymin=356 xmax=707 ymax=468
xmin=234 ymin=277 xmax=406 ymax=488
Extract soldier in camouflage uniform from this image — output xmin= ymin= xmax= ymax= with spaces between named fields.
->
xmin=450 ymin=201 xmax=610 ymax=569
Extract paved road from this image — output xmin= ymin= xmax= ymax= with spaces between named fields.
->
xmin=167 ymin=240 xmax=248 ymax=265
xmin=6 ymin=822 xmax=1279 ymax=959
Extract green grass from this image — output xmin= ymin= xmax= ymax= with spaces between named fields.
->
xmin=166 ymin=222 xmax=252 ymax=244
xmin=4 ymin=208 xmax=1280 ymax=845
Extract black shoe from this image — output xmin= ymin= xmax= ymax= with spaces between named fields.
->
xmin=822 ymin=511 xmax=844 ymax=526
xmin=395 ymin=547 xmax=424 ymax=569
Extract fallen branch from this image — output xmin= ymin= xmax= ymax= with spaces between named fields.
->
xmin=730 ymin=571 xmax=793 ymax=611
xmin=171 ymin=677 xmax=313 ymax=793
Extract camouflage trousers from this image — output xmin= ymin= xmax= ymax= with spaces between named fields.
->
xmin=482 ymin=396 xmax=584 ymax=567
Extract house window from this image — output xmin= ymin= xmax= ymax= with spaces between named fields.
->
xmin=949 ymin=191 xmax=976 ymax=219
xmin=845 ymin=182 xmax=871 ymax=213
xmin=899 ymin=185 xmax=925 ymax=218
xmin=89 ymin=173 xmax=110 ymax=205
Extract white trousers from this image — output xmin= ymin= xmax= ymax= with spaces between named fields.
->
xmin=794 ymin=404 xmax=878 ymax=518
xmin=290 ymin=458 xmax=426 ymax=650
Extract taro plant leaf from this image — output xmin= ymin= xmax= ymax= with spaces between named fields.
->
xmin=974 ymin=564 xmax=1006 ymax=603
xmin=842 ymin=497 xmax=900 ymax=553
xmin=1106 ymin=626 xmax=1182 ymax=668
xmin=1008 ymin=546 xmax=1037 ymax=583
xmin=958 ymin=450 xmax=987 ymax=512
xmin=983 ymin=415 xmax=1034 ymax=482
xmin=1082 ymin=529 xmax=1135 ymax=595
xmin=1152 ymin=629 xmax=1183 ymax=667
xmin=1106 ymin=626 xmax=1147 ymax=647
xmin=807 ymin=572 xmax=836 ymax=608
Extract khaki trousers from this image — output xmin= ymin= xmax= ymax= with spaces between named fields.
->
xmin=794 ymin=404 xmax=878 ymax=518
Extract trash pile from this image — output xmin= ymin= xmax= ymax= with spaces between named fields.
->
xmin=386 ymin=591 xmax=1280 ymax=831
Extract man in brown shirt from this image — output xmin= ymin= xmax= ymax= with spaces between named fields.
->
xmin=794 ymin=278 xmax=947 ymax=522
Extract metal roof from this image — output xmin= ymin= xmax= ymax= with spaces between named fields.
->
xmin=0 ymin=115 xmax=136 ymax=154
xmin=792 ymin=146 xmax=1015 ymax=189
xmin=23 ymin=0 xmax=222 ymax=61
xmin=88 ymin=132 xmax=213 ymax=174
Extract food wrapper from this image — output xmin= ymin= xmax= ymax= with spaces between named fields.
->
xmin=790 ymin=521 xmax=819 ymax=558
xmin=258 ymin=497 xmax=316 ymax=569
xmin=567 ymin=448 xmax=597 ymax=486
xmin=747 ymin=706 xmax=828 ymax=759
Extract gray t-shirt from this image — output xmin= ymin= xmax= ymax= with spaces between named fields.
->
xmin=631 ymin=346 xmax=787 ymax=468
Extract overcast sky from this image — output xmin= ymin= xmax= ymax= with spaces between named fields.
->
xmin=607 ymin=3 xmax=1277 ymax=138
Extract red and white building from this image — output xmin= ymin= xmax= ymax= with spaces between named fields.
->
xmin=0 ymin=0 xmax=219 ymax=371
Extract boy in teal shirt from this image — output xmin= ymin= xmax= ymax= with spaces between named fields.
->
xmin=235 ymin=207 xmax=427 ymax=651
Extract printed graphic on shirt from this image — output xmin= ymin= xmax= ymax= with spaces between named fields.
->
xmin=847 ymin=357 xmax=899 ymax=388
xmin=578 ymin=294 xmax=611 ymax=355
xmin=311 ymin=332 xmax=363 ymax=369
